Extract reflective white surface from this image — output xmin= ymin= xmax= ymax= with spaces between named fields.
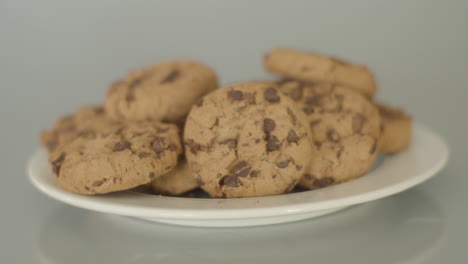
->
xmin=28 ymin=123 xmax=448 ymax=227
xmin=37 ymin=190 xmax=445 ymax=264
xmin=1 ymin=0 xmax=467 ymax=262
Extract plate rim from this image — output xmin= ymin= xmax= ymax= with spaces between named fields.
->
xmin=28 ymin=122 xmax=449 ymax=220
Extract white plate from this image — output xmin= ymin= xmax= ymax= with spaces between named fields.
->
xmin=28 ymin=123 xmax=449 ymax=227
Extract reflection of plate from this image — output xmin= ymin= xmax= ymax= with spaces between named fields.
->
xmin=28 ymin=123 xmax=448 ymax=227
xmin=37 ymin=190 xmax=445 ymax=264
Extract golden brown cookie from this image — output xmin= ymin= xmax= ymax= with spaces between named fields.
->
xmin=278 ymin=80 xmax=380 ymax=189
xmin=49 ymin=122 xmax=182 ymax=195
xmin=151 ymin=160 xmax=199 ymax=196
xmin=184 ymin=82 xmax=313 ymax=198
xmin=264 ymin=48 xmax=377 ymax=97
xmin=105 ymin=60 xmax=218 ymax=122
xmin=377 ymin=103 xmax=412 ymax=153
xmin=40 ymin=106 xmax=110 ymax=152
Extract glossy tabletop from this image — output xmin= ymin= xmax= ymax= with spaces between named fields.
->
xmin=1 ymin=1 xmax=467 ymax=263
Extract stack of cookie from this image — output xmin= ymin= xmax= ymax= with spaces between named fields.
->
xmin=41 ymin=48 xmax=412 ymax=198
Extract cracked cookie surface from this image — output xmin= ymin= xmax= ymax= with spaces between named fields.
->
xmin=264 ymin=48 xmax=377 ymax=97
xmin=278 ymin=80 xmax=380 ymax=189
xmin=49 ymin=122 xmax=182 ymax=194
xmin=40 ymin=105 xmax=112 ymax=152
xmin=105 ymin=60 xmax=218 ymax=122
xmin=184 ymin=82 xmax=313 ymax=198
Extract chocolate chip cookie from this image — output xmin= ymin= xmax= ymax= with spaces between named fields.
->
xmin=40 ymin=106 xmax=110 ymax=152
xmin=184 ymin=82 xmax=313 ymax=198
xmin=278 ymin=80 xmax=381 ymax=189
xmin=105 ymin=60 xmax=218 ymax=122
xmin=151 ymin=159 xmax=199 ymax=196
xmin=264 ymin=48 xmax=377 ymax=97
xmin=377 ymin=103 xmax=412 ymax=153
xmin=49 ymin=122 xmax=182 ymax=194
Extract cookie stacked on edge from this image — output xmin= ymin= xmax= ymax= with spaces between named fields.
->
xmin=41 ymin=48 xmax=412 ymax=198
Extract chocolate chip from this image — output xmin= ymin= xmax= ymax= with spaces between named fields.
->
xmin=167 ymin=144 xmax=177 ymax=152
xmin=221 ymin=139 xmax=237 ymax=150
xmin=231 ymin=161 xmax=251 ymax=178
xmin=287 ymin=108 xmax=297 ymax=125
xmin=289 ymin=86 xmax=303 ymax=101
xmin=264 ymin=87 xmax=280 ymax=103
xmin=149 ymin=172 xmax=155 ymax=179
xmin=370 ymin=140 xmax=378 ymax=154
xmin=219 ymin=175 xmax=242 ymax=188
xmin=138 ymin=152 xmax=150 ymax=158
xmin=94 ymin=107 xmax=105 ymax=115
xmin=277 ymin=160 xmax=290 ymax=168
xmin=314 ymin=141 xmax=322 ymax=149
xmin=314 ymin=177 xmax=334 ymax=188
xmin=326 ymin=129 xmax=340 ymax=142
xmin=228 ymin=90 xmax=243 ymax=101
xmin=266 ymin=135 xmax=280 ymax=152
xmin=160 ymin=70 xmax=180 ymax=84
xmin=125 ymin=91 xmax=135 ymax=102
xmin=185 ymin=139 xmax=206 ymax=154
xmin=92 ymin=178 xmax=107 ymax=187
xmin=249 ymin=170 xmax=260 ymax=178
xmin=303 ymin=173 xmax=316 ymax=181
xmin=309 ymin=119 xmax=322 ymax=129
xmin=243 ymin=92 xmax=256 ymax=104
xmin=287 ymin=130 xmax=299 ymax=143
xmin=195 ymin=176 xmax=205 ymax=186
xmin=113 ymin=141 xmax=131 ymax=152
xmin=263 ymin=118 xmax=276 ymax=133
xmin=305 ymin=96 xmax=321 ymax=106
xmin=352 ymin=114 xmax=366 ymax=134
xmin=152 ymin=137 xmax=166 ymax=157
xmin=379 ymin=106 xmax=401 ymax=119
xmin=335 ymin=94 xmax=344 ymax=105
xmin=128 ymin=77 xmax=144 ymax=88
xmin=196 ymin=98 xmax=204 ymax=107
xmin=51 ymin=153 xmax=66 ymax=175
xmin=337 ymin=146 xmax=344 ymax=158
xmin=46 ymin=140 xmax=58 ymax=151
xmin=302 ymin=106 xmax=314 ymax=115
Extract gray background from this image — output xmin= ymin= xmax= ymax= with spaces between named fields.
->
xmin=1 ymin=1 xmax=467 ymax=263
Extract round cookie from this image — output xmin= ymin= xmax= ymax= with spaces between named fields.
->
xmin=377 ymin=103 xmax=412 ymax=153
xmin=184 ymin=82 xmax=313 ymax=198
xmin=40 ymin=106 xmax=111 ymax=152
xmin=105 ymin=60 xmax=218 ymax=122
xmin=49 ymin=122 xmax=182 ymax=195
xmin=151 ymin=160 xmax=199 ymax=196
xmin=278 ymin=80 xmax=381 ymax=189
xmin=264 ymin=48 xmax=377 ymax=97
